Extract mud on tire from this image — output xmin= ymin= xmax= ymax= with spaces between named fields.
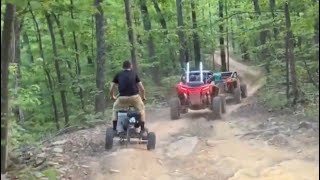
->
xmin=219 ymin=94 xmax=227 ymax=114
xmin=240 ymin=83 xmax=248 ymax=98
xmin=105 ymin=127 xmax=114 ymax=150
xmin=147 ymin=132 xmax=156 ymax=150
xmin=212 ymin=96 xmax=222 ymax=119
xmin=170 ymin=98 xmax=180 ymax=120
xmin=234 ymin=87 xmax=241 ymax=104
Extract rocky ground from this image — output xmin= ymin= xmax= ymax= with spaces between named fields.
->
xmin=5 ymin=54 xmax=319 ymax=180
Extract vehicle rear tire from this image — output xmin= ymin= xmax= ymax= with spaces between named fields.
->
xmin=234 ymin=87 xmax=241 ymax=104
xmin=240 ymin=84 xmax=248 ymax=98
xmin=219 ymin=94 xmax=227 ymax=114
xmin=105 ymin=127 xmax=114 ymax=150
xmin=147 ymin=132 xmax=156 ymax=150
xmin=170 ymin=98 xmax=181 ymax=120
xmin=212 ymin=96 xmax=222 ymax=119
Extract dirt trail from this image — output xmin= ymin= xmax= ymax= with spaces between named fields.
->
xmin=58 ymin=53 xmax=318 ymax=180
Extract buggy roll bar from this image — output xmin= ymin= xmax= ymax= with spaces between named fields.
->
xmin=186 ymin=62 xmax=190 ymax=82
xmin=185 ymin=61 xmax=203 ymax=83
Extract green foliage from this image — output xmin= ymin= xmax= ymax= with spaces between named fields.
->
xmin=15 ymin=167 xmax=58 ymax=180
xmin=260 ymin=86 xmax=288 ymax=109
xmin=2 ymin=0 xmax=318 ymax=177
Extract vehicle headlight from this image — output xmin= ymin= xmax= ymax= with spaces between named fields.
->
xmin=129 ymin=117 xmax=136 ymax=123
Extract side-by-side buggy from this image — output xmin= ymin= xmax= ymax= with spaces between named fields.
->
xmin=170 ymin=62 xmax=226 ymax=120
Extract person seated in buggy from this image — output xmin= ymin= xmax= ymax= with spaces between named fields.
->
xmin=109 ymin=60 xmax=147 ymax=137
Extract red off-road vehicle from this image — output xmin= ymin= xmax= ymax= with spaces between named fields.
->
xmin=169 ymin=62 xmax=226 ymax=120
xmin=209 ymin=71 xmax=248 ymax=104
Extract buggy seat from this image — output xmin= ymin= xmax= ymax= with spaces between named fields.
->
xmin=186 ymin=81 xmax=205 ymax=87
xmin=213 ymin=73 xmax=223 ymax=83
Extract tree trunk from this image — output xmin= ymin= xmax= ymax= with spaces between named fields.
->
xmin=151 ymin=0 xmax=177 ymax=70
xmin=133 ymin=7 xmax=143 ymax=46
xmin=218 ymin=0 xmax=227 ymax=71
xmin=124 ymin=0 xmax=138 ymax=72
xmin=253 ymin=0 xmax=269 ymax=72
xmin=208 ymin=2 xmax=215 ymax=69
xmin=234 ymin=2 xmax=250 ymax=62
xmin=22 ymin=32 xmax=34 ymax=63
xmin=285 ymin=2 xmax=300 ymax=105
xmin=13 ymin=17 xmax=25 ymax=122
xmin=52 ymin=14 xmax=73 ymax=71
xmin=269 ymin=0 xmax=278 ymax=40
xmin=29 ymin=4 xmax=60 ymax=130
xmin=176 ymin=0 xmax=188 ymax=68
xmin=191 ymin=0 xmax=201 ymax=69
xmin=94 ymin=0 xmax=107 ymax=113
xmin=1 ymin=3 xmax=15 ymax=173
xmin=46 ymin=13 xmax=70 ymax=126
xmin=314 ymin=0 xmax=319 ymax=62
xmin=225 ymin=0 xmax=230 ymax=71
xmin=139 ymin=0 xmax=159 ymax=82
xmin=70 ymin=0 xmax=85 ymax=110
xmin=88 ymin=15 xmax=95 ymax=65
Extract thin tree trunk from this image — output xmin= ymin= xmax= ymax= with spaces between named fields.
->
xmin=133 ymin=6 xmax=143 ymax=46
xmin=219 ymin=0 xmax=227 ymax=71
xmin=124 ymin=0 xmax=138 ymax=72
xmin=225 ymin=0 xmax=230 ymax=71
xmin=253 ymin=0 xmax=269 ymax=72
xmin=1 ymin=3 xmax=15 ymax=173
xmin=313 ymin=0 xmax=319 ymax=62
xmin=234 ymin=3 xmax=250 ymax=61
xmin=52 ymin=14 xmax=73 ymax=71
xmin=46 ymin=13 xmax=70 ymax=126
xmin=22 ymin=32 xmax=34 ymax=63
xmin=176 ymin=0 xmax=187 ymax=68
xmin=29 ymin=3 xmax=60 ymax=130
xmin=191 ymin=0 xmax=201 ymax=69
xmin=70 ymin=0 xmax=85 ymax=110
xmin=94 ymin=0 xmax=107 ymax=113
xmin=139 ymin=0 xmax=159 ymax=82
xmin=269 ymin=0 xmax=278 ymax=40
xmin=285 ymin=2 xmax=299 ymax=105
xmin=208 ymin=1 xmax=215 ymax=69
xmin=151 ymin=0 xmax=177 ymax=70
xmin=302 ymin=59 xmax=319 ymax=88
xmin=13 ymin=17 xmax=25 ymax=122
xmin=89 ymin=15 xmax=95 ymax=65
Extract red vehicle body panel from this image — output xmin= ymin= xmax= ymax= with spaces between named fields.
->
xmin=176 ymin=82 xmax=215 ymax=109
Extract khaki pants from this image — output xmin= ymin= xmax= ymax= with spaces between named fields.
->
xmin=112 ymin=94 xmax=145 ymax=122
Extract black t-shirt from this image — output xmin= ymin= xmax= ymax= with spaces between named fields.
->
xmin=112 ymin=70 xmax=141 ymax=96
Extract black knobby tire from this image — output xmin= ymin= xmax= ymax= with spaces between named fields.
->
xmin=217 ymin=83 xmax=225 ymax=94
xmin=234 ymin=87 xmax=241 ymax=104
xmin=105 ymin=127 xmax=114 ymax=150
xmin=219 ymin=95 xmax=227 ymax=114
xmin=147 ymin=132 xmax=156 ymax=150
xmin=240 ymin=84 xmax=248 ymax=98
xmin=212 ymin=96 xmax=222 ymax=119
xmin=170 ymin=98 xmax=180 ymax=120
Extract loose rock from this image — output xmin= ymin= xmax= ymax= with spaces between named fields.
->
xmin=267 ymin=134 xmax=289 ymax=146
xmin=299 ymin=121 xmax=313 ymax=129
xmin=109 ymin=169 xmax=120 ymax=173
xmin=53 ymin=147 xmax=64 ymax=153
xmin=52 ymin=140 xmax=68 ymax=146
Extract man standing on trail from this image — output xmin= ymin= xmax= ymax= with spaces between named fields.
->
xmin=109 ymin=60 xmax=147 ymax=136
